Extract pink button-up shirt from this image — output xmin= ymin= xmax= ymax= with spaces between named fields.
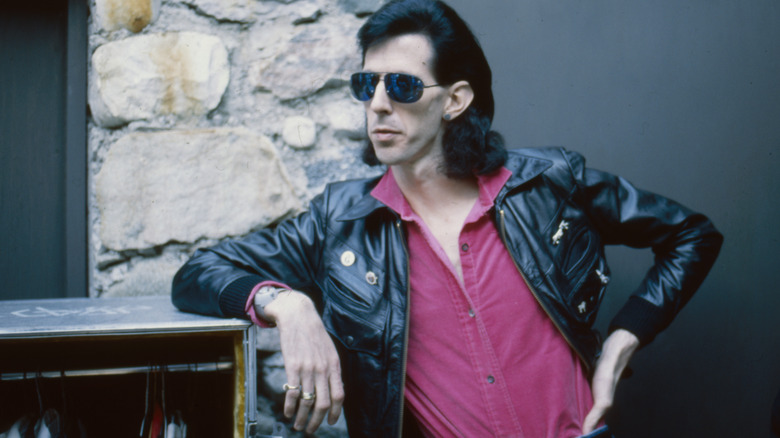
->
xmin=372 ymin=168 xmax=593 ymax=438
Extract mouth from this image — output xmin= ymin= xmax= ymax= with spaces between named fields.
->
xmin=372 ymin=127 xmax=401 ymax=134
xmin=371 ymin=127 xmax=401 ymax=143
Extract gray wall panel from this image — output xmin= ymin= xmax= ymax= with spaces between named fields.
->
xmin=445 ymin=1 xmax=780 ymax=436
xmin=0 ymin=3 xmax=72 ymax=300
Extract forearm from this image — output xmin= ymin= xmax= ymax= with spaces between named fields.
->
xmin=171 ymin=247 xmax=262 ymax=318
xmin=598 ymin=329 xmax=640 ymax=373
xmin=582 ymin=328 xmax=640 ymax=433
xmin=172 ymin=206 xmax=324 ymax=318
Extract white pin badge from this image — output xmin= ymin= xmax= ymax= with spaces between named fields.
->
xmin=340 ymin=251 xmax=356 ymax=267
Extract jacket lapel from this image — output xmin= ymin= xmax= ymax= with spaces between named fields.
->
xmin=335 ymin=150 xmax=554 ymax=222
xmin=499 ymin=150 xmax=554 ymax=196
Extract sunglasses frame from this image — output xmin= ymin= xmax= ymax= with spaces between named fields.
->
xmin=350 ymin=72 xmax=444 ymax=104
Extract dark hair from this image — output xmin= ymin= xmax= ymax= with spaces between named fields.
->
xmin=357 ymin=0 xmax=507 ymax=178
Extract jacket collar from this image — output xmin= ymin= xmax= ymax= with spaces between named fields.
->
xmin=336 ymin=150 xmax=553 ymax=222
xmin=501 ymin=150 xmax=553 ymax=192
xmin=337 ymin=190 xmax=389 ymax=222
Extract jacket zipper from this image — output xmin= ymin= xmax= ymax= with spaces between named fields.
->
xmin=498 ymin=209 xmax=591 ymax=373
xmin=395 ymin=219 xmax=411 ymax=438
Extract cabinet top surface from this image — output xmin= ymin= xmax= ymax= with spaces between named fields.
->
xmin=0 ymin=296 xmax=251 ymax=338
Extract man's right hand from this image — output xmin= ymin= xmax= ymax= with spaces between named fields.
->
xmin=262 ymin=290 xmax=345 ymax=434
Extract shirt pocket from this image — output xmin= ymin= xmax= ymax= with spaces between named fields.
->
xmin=321 ymin=247 xmax=388 ymax=356
xmin=322 ymin=297 xmax=384 ymax=357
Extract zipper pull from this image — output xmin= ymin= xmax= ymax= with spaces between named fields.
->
xmin=595 ymin=269 xmax=610 ymax=285
xmin=552 ymin=220 xmax=570 ymax=246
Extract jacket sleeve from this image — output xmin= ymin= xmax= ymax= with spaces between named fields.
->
xmin=171 ymin=190 xmax=329 ymax=319
xmin=562 ymin=149 xmax=723 ymax=346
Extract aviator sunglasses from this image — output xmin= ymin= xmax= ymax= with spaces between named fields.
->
xmin=350 ymin=72 xmax=444 ymax=104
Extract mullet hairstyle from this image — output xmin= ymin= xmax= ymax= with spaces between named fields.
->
xmin=357 ymin=0 xmax=507 ymax=178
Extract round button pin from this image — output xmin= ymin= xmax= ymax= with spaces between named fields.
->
xmin=341 ymin=251 xmax=356 ymax=267
xmin=365 ymin=271 xmax=378 ymax=285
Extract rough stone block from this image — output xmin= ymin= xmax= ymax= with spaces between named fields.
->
xmin=338 ymin=0 xmax=384 ymax=16
xmin=282 ymin=116 xmax=317 ymax=149
xmin=323 ymin=98 xmax=366 ymax=140
xmin=182 ymin=0 xmax=256 ymax=23
xmin=101 ymin=256 xmax=184 ymax=298
xmin=289 ymin=1 xmax=323 ymax=25
xmin=255 ymin=21 xmax=361 ymax=100
xmin=255 ymin=326 xmax=282 ymax=352
xmin=260 ymin=352 xmax=287 ymax=401
xmin=93 ymin=0 xmax=161 ymax=33
xmin=96 ymin=128 xmax=301 ymax=251
xmin=90 ymin=32 xmax=229 ymax=128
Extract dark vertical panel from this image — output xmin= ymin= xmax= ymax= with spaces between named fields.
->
xmin=445 ymin=1 xmax=780 ymax=436
xmin=0 ymin=2 xmax=69 ymax=299
xmin=66 ymin=0 xmax=88 ymax=298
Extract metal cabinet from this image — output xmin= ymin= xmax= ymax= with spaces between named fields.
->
xmin=0 ymin=296 xmax=257 ymax=437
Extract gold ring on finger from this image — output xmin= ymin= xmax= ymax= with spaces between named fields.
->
xmin=283 ymin=383 xmax=301 ymax=392
xmin=301 ymin=391 xmax=316 ymax=401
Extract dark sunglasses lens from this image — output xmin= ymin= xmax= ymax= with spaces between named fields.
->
xmin=386 ymin=73 xmax=424 ymax=103
xmin=350 ymin=73 xmax=377 ymax=101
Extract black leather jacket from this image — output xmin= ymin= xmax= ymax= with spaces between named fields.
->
xmin=172 ymin=147 xmax=722 ymax=438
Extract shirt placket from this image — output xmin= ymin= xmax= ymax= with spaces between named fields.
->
xmin=458 ymin=223 xmax=524 ymax=437
xmin=406 ymin=215 xmax=501 ymax=434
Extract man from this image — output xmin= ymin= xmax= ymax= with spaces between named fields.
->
xmin=172 ymin=0 xmax=723 ymax=436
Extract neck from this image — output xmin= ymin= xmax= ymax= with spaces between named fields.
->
xmin=391 ymin=161 xmax=479 ymax=217
xmin=390 ymin=159 xmax=480 ymax=286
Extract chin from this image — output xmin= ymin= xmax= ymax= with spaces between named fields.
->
xmin=369 ymin=140 xmax=397 ymax=159
xmin=373 ymin=151 xmax=396 ymax=166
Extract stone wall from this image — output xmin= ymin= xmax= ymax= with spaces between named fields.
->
xmin=88 ymin=0 xmax=384 ymax=435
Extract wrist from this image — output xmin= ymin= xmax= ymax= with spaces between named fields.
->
xmin=253 ymin=286 xmax=288 ymax=325
xmin=263 ymin=290 xmax=312 ymax=325
xmin=601 ymin=329 xmax=640 ymax=365
xmin=606 ymin=328 xmax=640 ymax=349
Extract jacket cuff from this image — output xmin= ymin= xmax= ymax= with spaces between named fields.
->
xmin=608 ymin=295 xmax=667 ymax=347
xmin=245 ymin=280 xmax=293 ymax=328
xmin=219 ymin=275 xmax=264 ymax=319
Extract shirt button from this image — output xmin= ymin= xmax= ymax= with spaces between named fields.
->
xmin=487 ymin=375 xmax=495 ymax=384
xmin=468 ymin=309 xmax=476 ymax=318
xmin=461 ymin=243 xmax=469 ymax=252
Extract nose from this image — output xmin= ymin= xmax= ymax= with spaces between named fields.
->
xmin=368 ymin=78 xmax=393 ymax=114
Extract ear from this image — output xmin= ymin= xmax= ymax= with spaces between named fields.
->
xmin=443 ymin=80 xmax=474 ymax=121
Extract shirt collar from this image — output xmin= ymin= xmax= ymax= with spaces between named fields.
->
xmin=370 ymin=168 xmax=415 ymax=220
xmin=370 ymin=167 xmax=513 ymax=221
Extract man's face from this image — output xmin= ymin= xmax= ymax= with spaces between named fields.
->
xmin=362 ymin=33 xmax=450 ymax=172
